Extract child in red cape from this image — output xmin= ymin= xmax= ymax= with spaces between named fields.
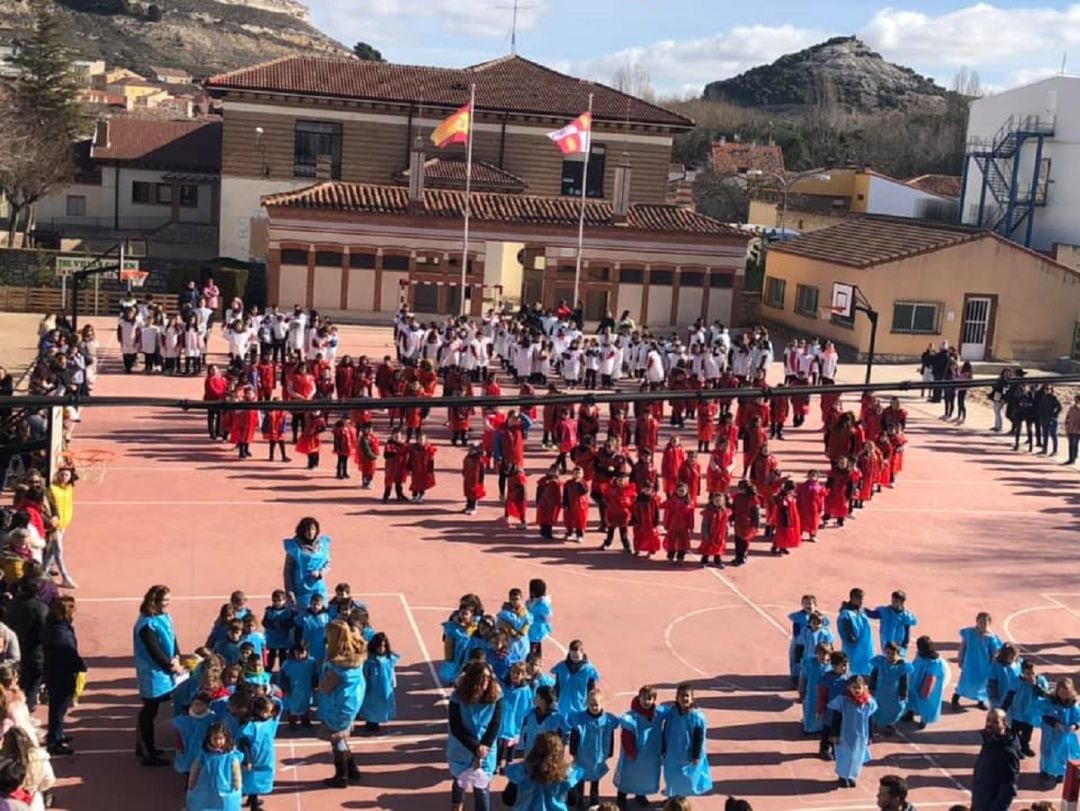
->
xmin=261 ymin=396 xmax=289 ymax=463
xmin=407 ymin=432 xmax=437 ymax=503
xmin=504 ymin=463 xmax=528 ymax=529
xmin=770 ymin=479 xmax=802 ymax=556
xmin=331 ymin=418 xmax=358 ymax=479
xmin=630 ymin=481 xmax=661 ymax=556
xmin=229 ymin=385 xmax=260 ymax=459
xmin=295 ymin=410 xmax=325 ymax=470
xmin=663 ymin=481 xmax=695 ymax=563
xmin=796 ymin=470 xmax=826 ymax=542
xmin=461 ymin=443 xmax=485 ymax=515
xmin=825 ymin=457 xmax=855 ymax=527
xmin=534 ymin=466 xmax=562 ymax=539
xmin=356 ymin=424 xmax=379 ymax=489
xmin=677 ymin=451 xmax=702 ymax=505
xmin=660 ymin=436 xmax=686 ymax=498
xmin=731 ymin=480 xmax=760 ymax=567
xmin=696 ymin=397 xmax=718 ymax=453
xmin=707 ymin=436 xmax=734 ymax=495
xmin=698 ymin=491 xmax=730 ymax=567
xmin=382 ymin=427 xmax=409 ymax=503
xmin=602 ymin=472 xmax=636 ymax=553
xmin=561 ymin=467 xmax=589 ymax=542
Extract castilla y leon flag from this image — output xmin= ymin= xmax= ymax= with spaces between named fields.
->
xmin=431 ymin=103 xmax=472 ymax=149
xmin=547 ymin=112 xmax=592 ymax=155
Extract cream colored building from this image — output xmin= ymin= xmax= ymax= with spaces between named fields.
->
xmin=761 ymin=215 xmax=1080 ymax=362
xmin=749 ymin=167 xmax=955 ymax=233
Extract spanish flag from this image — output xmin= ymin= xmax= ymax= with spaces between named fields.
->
xmin=431 ymin=103 xmax=472 ymax=149
xmin=547 ymin=112 xmax=591 ymax=155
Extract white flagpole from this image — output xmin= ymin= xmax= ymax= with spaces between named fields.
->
xmin=460 ymin=83 xmax=476 ymax=317
xmin=573 ymin=93 xmax=594 ymax=309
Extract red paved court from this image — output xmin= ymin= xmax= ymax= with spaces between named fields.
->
xmin=47 ymin=318 xmax=1080 ymax=810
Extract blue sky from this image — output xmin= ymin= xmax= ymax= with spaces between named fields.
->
xmin=304 ymin=1 xmax=1080 ymax=95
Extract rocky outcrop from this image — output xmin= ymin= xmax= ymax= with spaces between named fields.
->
xmin=703 ymin=36 xmax=949 ymax=114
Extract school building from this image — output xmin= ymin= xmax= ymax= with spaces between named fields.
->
xmin=205 ymin=55 xmax=751 ymax=326
xmin=760 ymin=215 xmax=1080 ymax=363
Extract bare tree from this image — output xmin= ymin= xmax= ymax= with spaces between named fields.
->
xmin=611 ymin=62 xmax=655 ymax=102
xmin=951 ymin=67 xmax=983 ymax=98
xmin=0 ymin=114 xmax=74 ymax=246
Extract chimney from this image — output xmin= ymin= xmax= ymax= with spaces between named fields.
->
xmin=408 ymin=135 xmax=426 ymax=214
xmin=612 ymin=152 xmax=631 ymax=224
xmin=93 ymin=118 xmax=109 ymax=152
xmin=315 ymin=154 xmax=332 ymax=181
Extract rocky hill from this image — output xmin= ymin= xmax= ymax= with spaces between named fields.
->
xmin=703 ymin=36 xmax=949 ymax=114
xmin=0 ymin=0 xmax=351 ymax=79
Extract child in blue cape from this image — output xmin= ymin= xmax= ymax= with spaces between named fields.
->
xmin=907 ymin=635 xmax=947 ymax=729
xmin=439 ymin=605 xmax=476 ymax=686
xmin=1039 ymin=677 xmax=1080 ymax=783
xmin=987 ymin=643 xmax=1021 ymax=711
xmin=240 ymin=615 xmax=266 ymax=665
xmin=173 ymin=692 xmax=214 ymax=781
xmin=952 ymin=612 xmax=1003 ymax=711
xmin=794 ymin=611 xmax=834 ymax=674
xmin=229 ymin=591 xmax=252 ymax=622
xmin=186 ymin=721 xmax=243 ymax=811
xmin=526 ymin=652 xmax=556 ymax=696
xmin=661 ymin=683 xmax=712 ymax=798
xmin=551 ymin=640 xmax=600 ymax=716
xmin=262 ymin=590 xmax=295 ymax=672
xmin=868 ymin=642 xmax=913 ymax=732
xmin=866 ymin=590 xmax=918 ymax=657
xmin=238 ymin=695 xmax=280 ymax=811
xmin=497 ymin=663 xmax=535 ymax=774
xmin=517 ymin=685 xmax=566 ymax=760
xmin=327 ymin=582 xmax=367 ymax=621
xmin=212 ymin=621 xmax=245 ymax=667
xmin=359 ymin=632 xmax=400 ymax=732
xmin=295 ymin=593 xmax=329 ymax=663
xmin=1003 ymin=658 xmax=1050 ymax=758
xmin=279 ymin=643 xmax=316 ymax=728
xmin=788 ymin=594 xmax=827 ymax=686
xmin=799 ymin=642 xmax=832 ymax=734
xmin=837 ymin=588 xmax=874 ymax=676
xmin=497 ymin=588 xmax=532 ymax=664
xmin=818 ymin=651 xmax=851 ymax=761
xmin=504 ymin=731 xmax=583 ymax=811
xmin=526 ymin=578 xmax=553 ymax=658
xmin=206 ymin=604 xmax=237 ymax=649
xmin=614 ymin=685 xmax=665 ymax=809
xmin=828 ymin=676 xmax=877 ymax=789
xmin=567 ymin=688 xmax=619 ymax=807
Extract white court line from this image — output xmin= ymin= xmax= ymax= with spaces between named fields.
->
xmin=1041 ymin=593 xmax=1080 ymax=624
xmin=705 ymin=568 xmax=969 ymax=794
xmin=398 ymin=593 xmax=448 ymax=702
xmin=1002 ymin=601 xmax=1079 ymax=667
xmin=663 ymin=605 xmax=744 ymax=686
xmin=76 ymin=735 xmax=435 ymax=756
xmin=77 ymin=592 xmax=405 ymax=604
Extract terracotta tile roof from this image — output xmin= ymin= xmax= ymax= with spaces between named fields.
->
xmin=206 ymin=55 xmax=692 ymax=129
xmin=906 ymin=174 xmax=963 ymax=198
xmin=769 ymin=215 xmax=986 ymax=268
xmin=711 ymin=141 xmax=786 ymax=175
xmin=91 ymin=118 xmax=222 ymax=172
xmin=262 ymin=181 xmax=746 ymax=238
xmin=395 ymin=158 xmax=526 ymax=192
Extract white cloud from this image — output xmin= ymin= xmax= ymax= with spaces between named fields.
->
xmin=862 ymin=4 xmax=1080 ymax=67
xmin=306 ymin=0 xmax=550 ymax=48
xmin=563 ymin=24 xmax=827 ymax=92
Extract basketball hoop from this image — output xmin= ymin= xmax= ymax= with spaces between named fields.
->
xmin=60 ymin=447 xmax=116 ymax=485
xmin=119 ymin=268 xmax=148 ymax=289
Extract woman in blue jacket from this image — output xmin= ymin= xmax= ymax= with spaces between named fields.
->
xmin=447 ymin=661 xmax=503 ymax=811
xmin=133 ymin=584 xmax=184 ymax=767
xmin=282 ymin=517 xmax=331 ymax=609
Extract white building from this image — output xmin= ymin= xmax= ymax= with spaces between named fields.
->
xmin=960 ymin=75 xmax=1078 ymax=251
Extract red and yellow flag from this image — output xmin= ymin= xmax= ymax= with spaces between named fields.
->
xmin=547 ymin=112 xmax=591 ymax=155
xmin=431 ymin=103 xmax=472 ymax=149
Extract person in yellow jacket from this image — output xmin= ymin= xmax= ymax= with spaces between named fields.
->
xmin=46 ymin=467 xmax=76 ymax=589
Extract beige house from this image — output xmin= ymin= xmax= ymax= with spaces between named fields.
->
xmin=761 ymin=215 xmax=1080 ymax=362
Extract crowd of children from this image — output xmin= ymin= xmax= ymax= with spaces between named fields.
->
xmin=787 ymin=589 xmax=1080 ymax=791
xmin=187 ymin=304 xmax=921 ymax=573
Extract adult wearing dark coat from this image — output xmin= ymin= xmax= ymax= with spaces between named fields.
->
xmin=971 ymin=708 xmax=1020 ymax=811
xmin=7 ymin=577 xmax=48 ymax=712
xmin=43 ymin=596 xmax=86 ymax=756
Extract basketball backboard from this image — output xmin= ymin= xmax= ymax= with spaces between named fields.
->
xmin=831 ymin=282 xmax=855 ymax=319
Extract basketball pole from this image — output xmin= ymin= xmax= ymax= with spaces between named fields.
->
xmin=852 ymin=286 xmax=878 ymax=385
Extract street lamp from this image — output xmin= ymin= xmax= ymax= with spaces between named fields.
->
xmin=746 ymin=168 xmax=831 ymax=237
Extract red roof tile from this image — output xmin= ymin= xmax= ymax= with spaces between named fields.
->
xmin=263 ymin=181 xmax=746 ymax=238
xmin=711 ymin=141 xmax=786 ymax=175
xmin=905 ymin=174 xmax=963 ymax=198
xmin=396 ymin=158 xmax=526 ymax=192
xmin=769 ymin=215 xmax=984 ymax=268
xmin=91 ymin=118 xmax=221 ymax=172
xmin=206 ymin=55 xmax=692 ymax=129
